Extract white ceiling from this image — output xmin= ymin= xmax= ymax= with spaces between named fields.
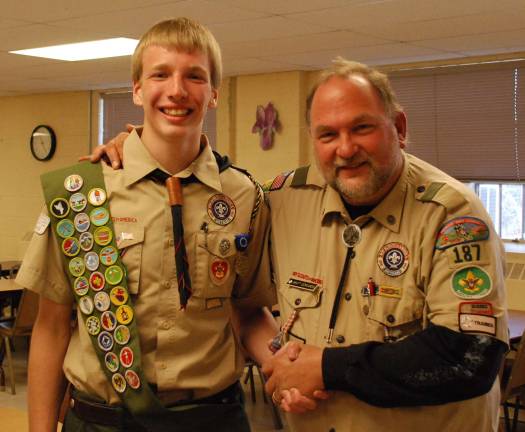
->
xmin=1 ymin=0 xmax=524 ymax=96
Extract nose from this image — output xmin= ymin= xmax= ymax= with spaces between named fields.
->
xmin=168 ymin=75 xmax=188 ymax=101
xmin=335 ymin=132 xmax=358 ymax=159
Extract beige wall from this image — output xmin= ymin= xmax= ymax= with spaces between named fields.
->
xmin=0 ymin=91 xmax=91 ymax=260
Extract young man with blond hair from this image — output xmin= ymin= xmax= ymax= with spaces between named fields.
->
xmin=18 ymin=17 xmax=276 ymax=432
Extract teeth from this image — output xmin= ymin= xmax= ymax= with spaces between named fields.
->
xmin=163 ymin=108 xmax=189 ymax=116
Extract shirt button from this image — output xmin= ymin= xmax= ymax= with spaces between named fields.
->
xmin=161 ymin=320 xmax=171 ymax=330
xmin=387 ymin=314 xmax=396 ymax=323
xmin=362 ymin=305 xmax=369 ymax=315
xmin=387 ymin=215 xmax=396 ymax=225
xmin=294 ymin=298 xmax=302 ymax=306
xmin=163 ymin=281 xmax=171 ymax=289
xmin=344 ymin=292 xmax=352 ymax=301
xmin=417 ymin=185 xmax=426 ymax=193
xmin=168 ymin=239 xmax=174 ymax=247
xmin=159 ymin=362 xmax=167 ymax=370
xmin=336 ymin=335 xmax=345 ymax=344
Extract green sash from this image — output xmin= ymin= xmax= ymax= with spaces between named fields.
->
xmin=41 ymin=162 xmax=176 ymax=429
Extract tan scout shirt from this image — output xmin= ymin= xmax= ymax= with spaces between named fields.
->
xmin=17 ymin=130 xmax=275 ymax=404
xmin=267 ymin=152 xmax=508 ymax=432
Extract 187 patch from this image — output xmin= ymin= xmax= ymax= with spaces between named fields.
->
xmin=451 ymin=266 xmax=492 ymax=299
xmin=436 ymin=216 xmax=489 ymax=250
xmin=377 ymin=242 xmax=409 ymax=277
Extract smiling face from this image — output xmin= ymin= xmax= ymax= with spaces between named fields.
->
xmin=310 ymin=75 xmax=407 ymax=206
xmin=132 ymin=45 xmax=217 ymax=146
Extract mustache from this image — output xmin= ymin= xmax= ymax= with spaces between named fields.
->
xmin=334 ymin=157 xmax=369 ymax=169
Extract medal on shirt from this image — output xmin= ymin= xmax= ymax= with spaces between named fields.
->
xmin=342 ymin=224 xmax=362 ymax=248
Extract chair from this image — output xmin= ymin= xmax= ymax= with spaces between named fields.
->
xmin=0 ymin=289 xmax=39 ymax=394
xmin=244 ymin=359 xmax=283 ymax=430
xmin=500 ymin=329 xmax=525 ymax=432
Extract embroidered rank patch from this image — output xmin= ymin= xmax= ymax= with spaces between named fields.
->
xmin=435 ymin=217 xmax=489 ymax=250
xmin=459 ymin=313 xmax=496 ymax=336
xmin=459 ymin=301 xmax=493 ymax=315
xmin=451 ymin=266 xmax=492 ymax=299
xmin=378 ymin=285 xmax=403 ymax=299
xmin=34 ymin=213 xmax=51 ymax=234
xmin=210 ymin=258 xmax=230 ymax=285
xmin=377 ymin=242 xmax=409 ymax=277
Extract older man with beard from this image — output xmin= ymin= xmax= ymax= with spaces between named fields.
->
xmin=262 ymin=58 xmax=508 ymax=432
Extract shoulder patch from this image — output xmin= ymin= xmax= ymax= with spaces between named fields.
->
xmin=435 ymin=216 xmax=489 ymax=250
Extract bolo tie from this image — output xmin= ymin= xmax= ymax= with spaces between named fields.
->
xmin=147 ymin=169 xmax=197 ymax=309
xmin=326 ymin=218 xmax=372 ymax=343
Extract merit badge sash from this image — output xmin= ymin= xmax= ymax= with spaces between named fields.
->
xmin=41 ymin=162 xmax=173 ymax=427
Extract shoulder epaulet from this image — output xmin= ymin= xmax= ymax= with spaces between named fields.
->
xmin=416 ymin=181 xmax=469 ymax=212
xmin=290 ymin=165 xmax=309 ymax=187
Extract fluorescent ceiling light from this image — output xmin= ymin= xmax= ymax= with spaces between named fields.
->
xmin=9 ymin=38 xmax=139 ymax=61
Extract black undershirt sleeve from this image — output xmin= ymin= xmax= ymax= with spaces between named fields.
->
xmin=322 ymin=324 xmax=507 ymax=407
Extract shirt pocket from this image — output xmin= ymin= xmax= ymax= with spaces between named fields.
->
xmin=278 ymin=283 xmax=323 ymax=344
xmin=193 ymin=231 xmax=238 ymax=299
xmin=114 ymin=223 xmax=145 ymax=295
xmin=366 ymin=291 xmax=425 ymax=342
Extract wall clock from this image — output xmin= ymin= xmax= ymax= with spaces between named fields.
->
xmin=30 ymin=125 xmax=56 ymax=161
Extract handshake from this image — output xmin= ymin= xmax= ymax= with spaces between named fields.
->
xmin=261 ymin=342 xmax=330 ymax=413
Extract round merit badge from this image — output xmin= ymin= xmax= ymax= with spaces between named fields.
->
xmin=89 ymin=271 xmax=105 ymax=291
xmin=112 ymin=373 xmax=126 ymax=393
xmin=125 ymin=370 xmax=141 ymax=389
xmin=69 ymin=192 xmax=87 ymax=212
xmin=114 ymin=325 xmax=131 ymax=345
xmin=101 ymin=310 xmax=117 ymax=331
xmin=64 ymin=174 xmax=83 ymax=192
xmin=98 ymin=331 xmax=114 ymax=352
xmin=120 ymin=346 xmax=134 ymax=368
xmin=100 ymin=246 xmax=118 ymax=266
xmin=78 ymin=296 xmax=94 ymax=315
xmin=56 ymin=219 xmax=75 ymax=239
xmin=377 ymin=242 xmax=409 ymax=277
xmin=210 ymin=258 xmax=230 ymax=285
xmin=74 ymin=213 xmax=90 ymax=233
xmin=105 ymin=352 xmax=119 ymax=373
xmin=90 ymin=207 xmax=110 ymax=227
xmin=94 ymin=226 xmax=112 ymax=246
xmin=116 ymin=305 xmax=133 ymax=325
xmin=207 ymin=194 xmax=236 ymax=226
xmin=110 ymin=286 xmax=128 ymax=306
xmin=62 ymin=237 xmax=80 ymax=257
xmin=50 ymin=198 xmax=70 ymax=219
xmin=94 ymin=291 xmax=111 ymax=312
xmin=452 ymin=266 xmax=492 ymax=299
xmin=79 ymin=232 xmax=94 ymax=251
xmin=74 ymin=276 xmax=89 ymax=296
xmin=342 ymin=224 xmax=362 ymax=248
xmin=69 ymin=257 xmax=85 ymax=277
xmin=84 ymin=251 xmax=100 ymax=272
xmin=85 ymin=316 xmax=101 ymax=336
xmin=88 ymin=188 xmax=107 ymax=206
xmin=105 ymin=265 xmax=124 ymax=285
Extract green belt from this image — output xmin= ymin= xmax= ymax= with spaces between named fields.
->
xmin=41 ymin=161 xmax=172 ymax=430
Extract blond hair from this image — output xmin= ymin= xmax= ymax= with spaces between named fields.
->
xmin=306 ymin=57 xmax=403 ymax=124
xmin=132 ymin=17 xmax=222 ymax=88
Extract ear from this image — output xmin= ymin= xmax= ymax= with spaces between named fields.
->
xmin=393 ymin=111 xmax=407 ymax=149
xmin=132 ymin=80 xmax=143 ymax=107
xmin=208 ymin=88 xmax=219 ymax=109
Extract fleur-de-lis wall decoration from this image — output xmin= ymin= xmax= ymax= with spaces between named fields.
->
xmin=252 ymin=102 xmax=280 ymax=150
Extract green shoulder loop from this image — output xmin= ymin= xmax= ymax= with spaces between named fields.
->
xmin=262 ymin=165 xmax=310 ymax=193
xmin=416 ymin=181 xmax=469 ymax=212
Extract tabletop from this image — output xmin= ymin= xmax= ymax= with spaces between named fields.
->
xmin=0 ymin=279 xmax=22 ymax=293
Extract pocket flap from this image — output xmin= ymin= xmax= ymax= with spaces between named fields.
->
xmin=368 ymin=296 xmax=424 ymax=327
xmin=279 ymin=283 xmax=322 ymax=310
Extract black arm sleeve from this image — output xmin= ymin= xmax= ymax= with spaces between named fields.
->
xmin=322 ymin=324 xmax=507 ymax=407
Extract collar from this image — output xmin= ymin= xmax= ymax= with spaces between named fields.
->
xmin=308 ymin=154 xmax=408 ymax=232
xmin=123 ymin=131 xmax=222 ymax=192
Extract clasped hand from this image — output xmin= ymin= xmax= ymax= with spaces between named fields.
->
xmin=262 ymin=342 xmax=330 ymax=413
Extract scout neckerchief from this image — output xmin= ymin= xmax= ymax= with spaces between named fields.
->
xmin=41 ymin=162 xmax=177 ymax=430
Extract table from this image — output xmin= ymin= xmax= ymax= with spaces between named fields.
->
xmin=508 ymin=309 xmax=525 ymax=344
xmin=0 ymin=279 xmax=22 ymax=293
xmin=0 ymin=261 xmax=21 ymax=279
